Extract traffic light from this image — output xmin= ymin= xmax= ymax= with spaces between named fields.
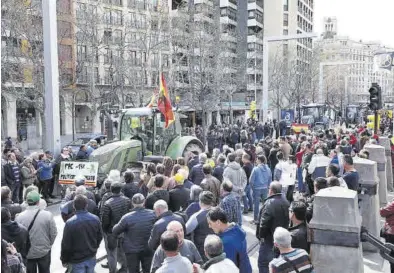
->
xmin=368 ymin=83 xmax=382 ymax=111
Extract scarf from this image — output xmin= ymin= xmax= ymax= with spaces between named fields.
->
xmin=201 ymin=253 xmax=226 ymax=270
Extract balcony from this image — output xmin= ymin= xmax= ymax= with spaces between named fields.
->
xmin=247 ymin=2 xmax=263 ymax=13
xmin=247 ymin=18 xmax=263 ymax=30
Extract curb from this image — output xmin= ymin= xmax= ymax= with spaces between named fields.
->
xmin=47 ymin=200 xmax=62 ymax=207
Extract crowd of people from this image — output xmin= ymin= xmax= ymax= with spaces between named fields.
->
xmin=1 ymin=120 xmax=394 ymax=273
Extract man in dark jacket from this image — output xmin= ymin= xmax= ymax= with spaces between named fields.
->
xmin=187 ymin=152 xmax=199 ymax=170
xmin=148 ymin=200 xmax=185 ymax=251
xmin=122 ymin=171 xmax=139 ymax=199
xmin=101 ymin=182 xmax=131 ymax=273
xmin=61 ymin=195 xmax=103 ymax=272
xmin=1 ymin=207 xmax=29 ymax=260
xmin=3 ymin=153 xmax=22 ymax=203
xmin=289 ymin=201 xmax=309 ymax=253
xmin=145 ymin=176 xmax=170 ymax=210
xmin=113 ymin=193 xmax=156 ymax=273
xmin=189 ymin=153 xmax=207 ymax=186
xmin=212 ymin=155 xmax=226 ymax=183
xmin=75 ymin=145 xmax=88 ymax=160
xmin=61 ymin=186 xmax=98 ymax=222
xmin=169 ymin=173 xmax=190 ymax=212
xmin=256 ymin=182 xmax=290 ymax=273
xmin=1 ymin=186 xmax=22 ymax=220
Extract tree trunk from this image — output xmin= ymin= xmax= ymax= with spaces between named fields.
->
xmin=201 ymin=109 xmax=207 ymax=150
xmin=229 ymin=94 xmax=233 ymax=125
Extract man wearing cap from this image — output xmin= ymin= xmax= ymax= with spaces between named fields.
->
xmin=64 ymin=176 xmax=96 ymax=203
xmin=15 ymin=191 xmax=57 ymax=273
xmin=101 ymin=182 xmax=131 ymax=273
xmin=76 ymin=145 xmax=88 ymax=160
xmin=148 ymin=200 xmax=185 ymax=251
xmin=185 ymin=191 xmax=215 ymax=261
xmin=169 ymin=172 xmax=190 ymax=212
xmin=61 ymin=195 xmax=103 ymax=272
xmin=113 ymin=193 xmax=156 ymax=273
xmin=61 ymin=186 xmax=99 ymax=222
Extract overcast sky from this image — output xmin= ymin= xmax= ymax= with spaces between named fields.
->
xmin=314 ymin=0 xmax=394 ymax=48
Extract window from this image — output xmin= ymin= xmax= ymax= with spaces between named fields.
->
xmin=151 ymin=71 xmax=159 ymax=85
xmin=221 ymin=7 xmax=237 ymax=21
xmin=113 ymin=30 xmax=122 ymax=43
xmin=152 ymin=53 xmax=159 ymax=66
xmin=77 ymin=66 xmax=88 ymax=83
xmin=104 ymin=48 xmax=112 ymax=64
xmin=104 ymin=68 xmax=111 ymax=84
xmin=103 ymin=30 xmax=112 ymax=44
xmin=94 ymin=67 xmax=100 ymax=84
xmin=77 ymin=45 xmax=87 ymax=61
xmin=283 ymin=13 xmax=288 ymax=26
xmin=151 ymin=19 xmax=158 ymax=30
xmin=162 ymin=54 xmax=169 ymax=67
xmin=283 ymin=29 xmax=288 ymax=35
xmin=283 ymin=0 xmax=288 ymax=11
xmin=104 ymin=8 xmax=111 ymax=24
xmin=112 ymin=10 xmax=123 ymax=25
xmin=130 ymin=50 xmax=137 ymax=65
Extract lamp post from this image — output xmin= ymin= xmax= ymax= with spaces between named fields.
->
xmin=262 ymin=33 xmax=318 ymax=122
xmin=42 ymin=0 xmax=61 ymax=155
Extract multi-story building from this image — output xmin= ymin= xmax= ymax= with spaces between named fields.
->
xmin=1 ymin=0 xmax=76 ymax=140
xmin=73 ymin=0 xmax=170 ymax=134
xmin=247 ymin=0 xmax=314 ymax=118
xmin=316 ymin=17 xmax=394 ymax=105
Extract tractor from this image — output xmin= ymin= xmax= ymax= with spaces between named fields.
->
xmin=292 ymin=103 xmax=338 ymax=132
xmin=89 ymin=107 xmax=204 ymax=185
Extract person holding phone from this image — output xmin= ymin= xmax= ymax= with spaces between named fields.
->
xmin=1 ymin=239 xmax=26 ymax=273
xmin=37 ymin=153 xmax=55 ymax=203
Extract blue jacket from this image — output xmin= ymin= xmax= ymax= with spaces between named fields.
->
xmin=189 ymin=163 xmax=205 ymax=186
xmin=112 ymin=207 xmax=156 ymax=253
xmin=37 ymin=160 xmax=54 ymax=180
xmin=220 ymin=224 xmax=252 ymax=273
xmin=250 ymin=164 xmax=272 ymax=190
xmin=61 ymin=210 xmax=102 ymax=264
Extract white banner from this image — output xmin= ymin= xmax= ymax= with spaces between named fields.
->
xmin=59 ymin=161 xmax=99 ymax=187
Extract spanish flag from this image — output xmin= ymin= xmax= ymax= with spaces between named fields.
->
xmin=158 ymin=73 xmax=174 ymax=128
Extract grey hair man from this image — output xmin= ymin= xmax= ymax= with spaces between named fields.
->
xmin=256 ymin=182 xmax=290 ymax=273
xmin=151 ymin=221 xmax=202 ymax=273
xmin=112 ymin=193 xmax=156 ymax=273
xmin=148 ymin=200 xmax=185 ymax=251
xmin=155 ymin=231 xmax=193 ymax=273
xmin=197 ymin=235 xmax=239 ymax=273
xmin=269 ymin=227 xmax=313 ymax=272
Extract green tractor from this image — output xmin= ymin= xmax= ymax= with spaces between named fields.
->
xmin=89 ymin=107 xmax=204 ymax=185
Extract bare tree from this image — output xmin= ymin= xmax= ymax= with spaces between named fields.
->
xmin=2 ymin=0 xmax=72 ymax=148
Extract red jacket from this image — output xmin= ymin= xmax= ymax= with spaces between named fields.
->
xmin=380 ymin=201 xmax=394 ymax=235
xmin=295 ymin=150 xmax=304 ymax=167
xmin=349 ymin=134 xmax=357 ymax=146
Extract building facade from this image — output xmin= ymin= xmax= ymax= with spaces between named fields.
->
xmin=316 ymin=17 xmax=394 ymax=105
xmin=1 ymin=0 xmax=77 ymax=141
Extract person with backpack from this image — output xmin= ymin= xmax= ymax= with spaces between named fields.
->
xmin=15 ymin=191 xmax=57 ymax=273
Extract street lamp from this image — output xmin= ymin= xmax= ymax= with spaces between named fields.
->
xmin=262 ymin=33 xmax=318 ymax=122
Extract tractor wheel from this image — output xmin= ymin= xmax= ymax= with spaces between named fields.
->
xmin=183 ymin=142 xmax=203 ymax=162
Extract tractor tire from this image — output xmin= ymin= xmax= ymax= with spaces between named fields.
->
xmin=183 ymin=142 xmax=203 ymax=162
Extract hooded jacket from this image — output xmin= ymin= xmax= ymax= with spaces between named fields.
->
xmin=249 ymin=164 xmax=272 ymax=190
xmin=220 ymin=224 xmax=252 ymax=273
xmin=223 ymin=162 xmax=247 ymax=198
xmin=37 ymin=160 xmax=54 ymax=181
xmin=1 ymin=220 xmax=29 ymax=258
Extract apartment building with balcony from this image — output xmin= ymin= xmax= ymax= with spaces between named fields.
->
xmin=1 ymin=0 xmax=76 ymax=139
xmin=316 ymin=17 xmax=394 ymax=105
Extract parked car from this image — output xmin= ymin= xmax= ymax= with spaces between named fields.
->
xmin=67 ymin=134 xmax=107 ymax=155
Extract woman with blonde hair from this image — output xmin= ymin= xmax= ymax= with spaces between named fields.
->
xmin=20 ymin=157 xmax=37 ymax=188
